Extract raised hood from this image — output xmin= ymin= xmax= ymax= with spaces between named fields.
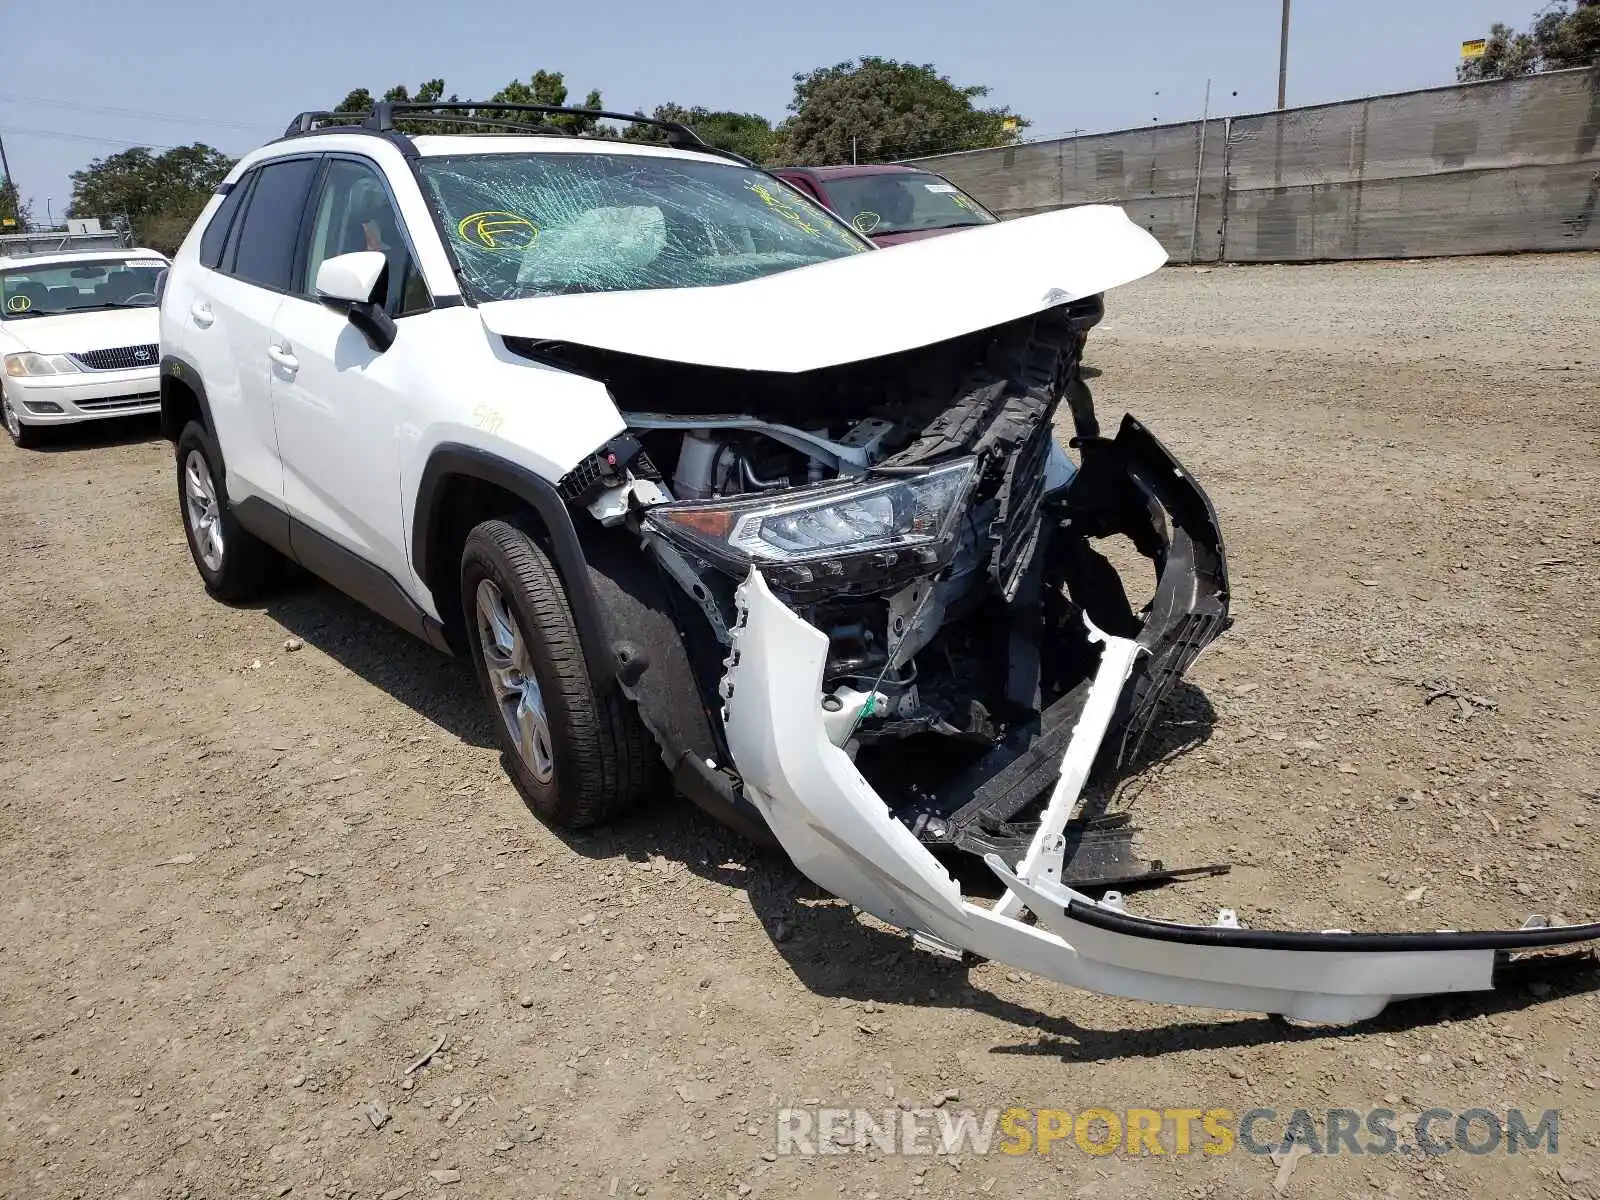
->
xmin=0 ymin=307 xmax=160 ymax=357
xmin=477 ymin=204 xmax=1164 ymax=374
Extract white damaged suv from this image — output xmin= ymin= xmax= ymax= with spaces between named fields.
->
xmin=158 ymin=102 xmax=1600 ymax=1026
xmin=1 ymin=247 xmax=168 ymax=447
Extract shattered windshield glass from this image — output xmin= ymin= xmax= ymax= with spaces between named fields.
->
xmin=415 ymin=152 xmax=872 ymax=299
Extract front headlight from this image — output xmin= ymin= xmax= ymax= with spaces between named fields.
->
xmin=646 ymin=458 xmax=977 ymax=591
xmin=4 ymin=352 xmax=80 ymax=378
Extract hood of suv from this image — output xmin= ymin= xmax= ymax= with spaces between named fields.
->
xmin=477 ymin=204 xmax=1162 ymax=374
xmin=0 ymin=307 xmax=160 ymax=357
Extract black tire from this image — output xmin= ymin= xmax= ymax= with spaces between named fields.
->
xmin=460 ymin=517 xmax=658 ymax=828
xmin=176 ymin=420 xmax=285 ymax=601
xmin=2 ymin=389 xmax=45 ymax=449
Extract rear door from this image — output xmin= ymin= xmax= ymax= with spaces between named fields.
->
xmin=267 ymin=155 xmax=435 ymax=609
xmin=177 ymin=156 xmax=320 ymax=507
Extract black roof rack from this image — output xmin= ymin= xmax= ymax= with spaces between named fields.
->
xmin=281 ymin=101 xmax=754 ymax=166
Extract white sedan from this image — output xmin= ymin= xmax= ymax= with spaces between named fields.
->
xmin=0 ymin=247 xmax=168 ymax=448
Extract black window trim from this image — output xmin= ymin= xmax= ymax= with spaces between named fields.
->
xmin=219 ymin=168 xmax=261 ymax=276
xmin=207 ymin=152 xmax=323 ymax=297
xmin=199 ymin=176 xmax=250 ymax=270
xmin=293 ymin=151 xmax=438 ymax=319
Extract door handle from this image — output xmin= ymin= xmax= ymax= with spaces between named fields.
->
xmin=190 ymin=302 xmax=214 ymax=329
xmin=267 ymin=344 xmax=299 ymax=373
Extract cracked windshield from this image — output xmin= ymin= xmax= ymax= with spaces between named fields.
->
xmin=417 ymin=152 xmax=869 ymax=299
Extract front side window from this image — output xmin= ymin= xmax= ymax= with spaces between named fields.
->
xmin=416 ymin=152 xmax=870 ymax=300
xmin=302 ymin=159 xmax=429 ymax=316
xmin=230 ymin=158 xmax=319 ymax=291
xmin=0 ymin=255 xmax=169 ymax=319
xmin=820 ymin=171 xmax=998 ymax=237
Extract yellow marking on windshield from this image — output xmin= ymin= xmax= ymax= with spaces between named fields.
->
xmin=745 ymin=180 xmax=823 ymax=236
xmin=851 ymin=211 xmax=882 ymax=235
xmin=457 ymin=211 xmax=539 ymax=251
xmin=5 ymin=294 xmax=30 ymax=313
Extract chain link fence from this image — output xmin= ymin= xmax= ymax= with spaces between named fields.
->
xmin=912 ymin=68 xmax=1600 ymax=262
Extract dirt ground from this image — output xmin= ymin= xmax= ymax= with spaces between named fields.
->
xmin=3 ymin=254 xmax=1598 ymax=1200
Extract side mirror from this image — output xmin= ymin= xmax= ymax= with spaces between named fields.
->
xmin=314 ymin=251 xmax=396 ymax=352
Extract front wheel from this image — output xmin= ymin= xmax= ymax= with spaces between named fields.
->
xmin=461 ymin=518 xmax=659 ymax=828
xmin=2 ymin=390 xmax=45 ymax=449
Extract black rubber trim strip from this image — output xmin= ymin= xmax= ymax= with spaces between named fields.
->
xmin=1063 ymin=899 xmax=1600 ymax=953
xmin=158 ymin=354 xmax=217 ymax=443
xmin=234 ymin=496 xmax=451 ymax=654
xmin=233 ymin=495 xmax=294 ymax=559
xmin=412 ymin=443 xmax=615 ymax=684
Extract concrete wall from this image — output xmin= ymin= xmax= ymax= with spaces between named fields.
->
xmin=912 ymin=68 xmax=1600 ymax=263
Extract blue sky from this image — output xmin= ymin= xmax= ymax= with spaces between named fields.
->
xmin=3 ymin=0 xmax=1526 ymax=219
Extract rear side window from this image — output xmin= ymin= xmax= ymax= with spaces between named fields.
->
xmin=198 ymin=182 xmax=247 ymax=269
xmin=230 ymin=158 xmax=318 ymax=291
xmin=219 ymin=171 xmax=259 ymax=274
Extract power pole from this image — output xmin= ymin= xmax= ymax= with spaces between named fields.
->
xmin=0 ymin=129 xmax=16 ymax=226
xmin=1277 ymin=0 xmax=1292 ymax=109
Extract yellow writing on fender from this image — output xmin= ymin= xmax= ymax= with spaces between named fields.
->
xmin=998 ymin=1108 xmax=1237 ymax=1155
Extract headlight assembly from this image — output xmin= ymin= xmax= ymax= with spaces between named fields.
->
xmin=645 ymin=458 xmax=977 ymax=594
xmin=4 ymin=352 xmax=80 ymax=378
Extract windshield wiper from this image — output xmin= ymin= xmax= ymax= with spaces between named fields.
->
xmin=62 ymin=301 xmax=156 ymax=314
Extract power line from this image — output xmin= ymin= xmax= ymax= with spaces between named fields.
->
xmin=0 ymin=91 xmax=275 ymax=133
xmin=0 ymin=125 xmax=189 ymax=151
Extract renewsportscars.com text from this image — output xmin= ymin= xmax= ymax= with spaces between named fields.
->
xmin=775 ymin=1106 xmax=1561 ymax=1158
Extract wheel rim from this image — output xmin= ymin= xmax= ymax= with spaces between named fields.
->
xmin=2 ymin=394 xmax=19 ymax=440
xmin=475 ymin=578 xmax=555 ymax=784
xmin=183 ymin=449 xmax=225 ymax=572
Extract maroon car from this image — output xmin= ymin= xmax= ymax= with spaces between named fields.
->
xmin=770 ymin=162 xmax=1104 ymax=335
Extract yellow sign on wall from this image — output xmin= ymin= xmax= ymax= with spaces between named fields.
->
xmin=1461 ymin=38 xmax=1488 ymax=59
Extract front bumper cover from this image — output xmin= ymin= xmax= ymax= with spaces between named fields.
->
xmin=6 ymin=367 xmax=161 ymax=423
xmin=718 ymin=421 xmax=1600 ymax=1025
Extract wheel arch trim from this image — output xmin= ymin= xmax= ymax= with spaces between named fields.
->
xmin=159 ymin=354 xmax=217 ymax=442
xmin=413 ymin=442 xmax=617 ymax=686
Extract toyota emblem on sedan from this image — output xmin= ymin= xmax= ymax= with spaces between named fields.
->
xmin=134 ymin=350 xmax=150 ymax=361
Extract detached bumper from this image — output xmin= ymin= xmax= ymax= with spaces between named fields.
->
xmin=6 ymin=368 xmax=161 ymax=424
xmin=723 ymin=570 xmax=1600 ymax=1023
xmin=719 ymin=423 xmax=1600 ymax=1025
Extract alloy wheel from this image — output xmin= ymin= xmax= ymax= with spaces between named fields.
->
xmin=183 ymin=449 xmax=225 ymax=572
xmin=475 ymin=578 xmax=556 ymax=784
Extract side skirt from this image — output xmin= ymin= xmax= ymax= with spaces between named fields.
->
xmin=233 ymin=496 xmax=452 ymax=654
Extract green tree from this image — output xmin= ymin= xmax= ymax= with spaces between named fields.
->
xmin=622 ymin=104 xmax=777 ymax=162
xmin=333 ymin=71 xmax=611 ymax=135
xmin=1 ymin=179 xmax=30 ymax=233
xmin=68 ymin=143 xmax=234 ymax=255
xmin=333 ymin=87 xmax=374 ymax=116
xmin=487 ymin=71 xmax=610 ymax=135
xmin=770 ymin=57 xmax=1026 ymax=165
xmin=332 ymin=79 xmax=461 ymax=133
xmin=1536 ymin=0 xmax=1600 ymax=67
xmin=1459 ymin=1 xmax=1599 ymax=80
